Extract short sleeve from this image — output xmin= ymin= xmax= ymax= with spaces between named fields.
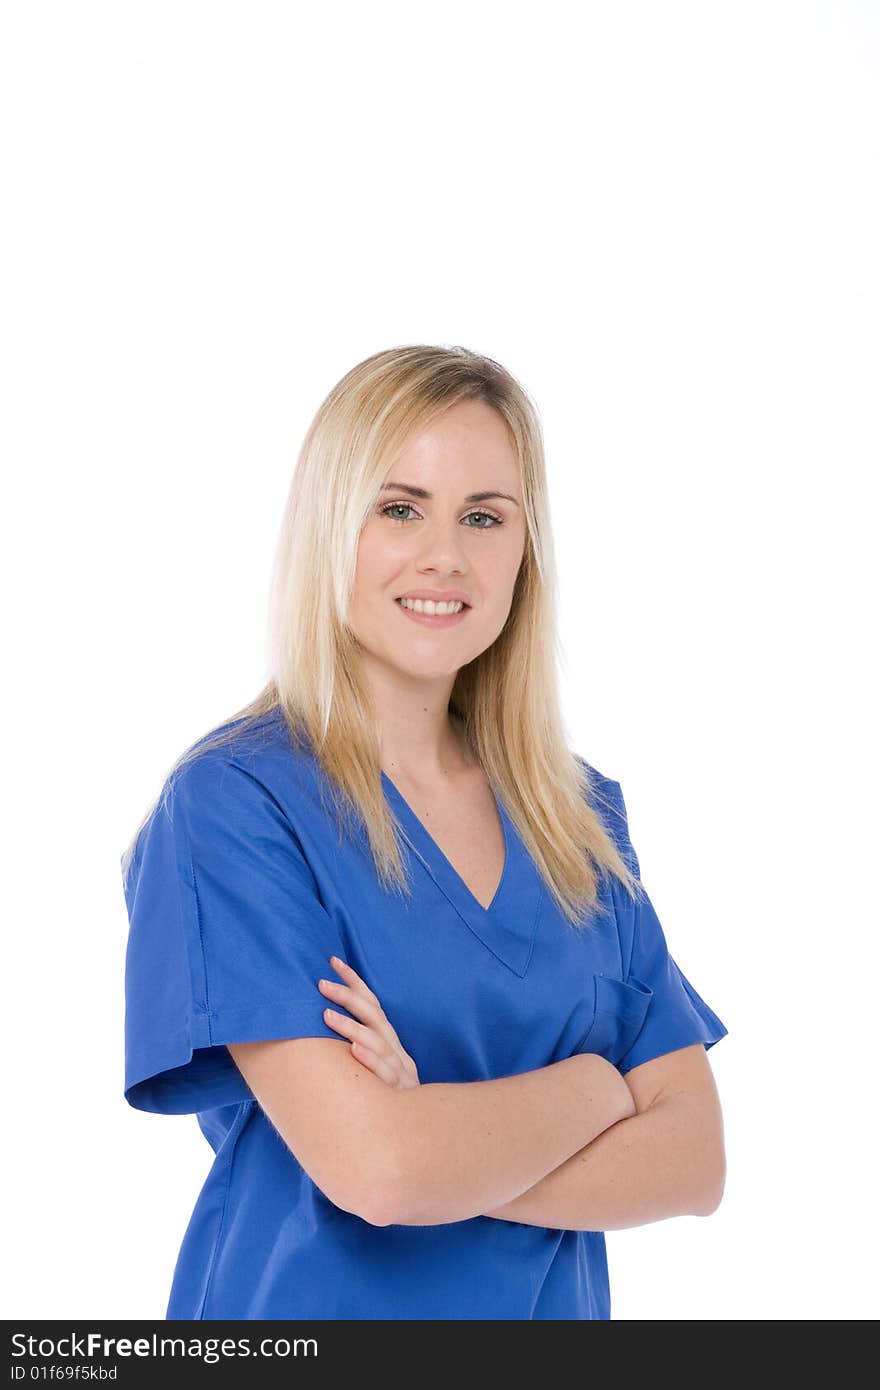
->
xmin=122 ymin=755 xmax=348 ymax=1115
xmin=597 ymin=776 xmax=729 ymax=1074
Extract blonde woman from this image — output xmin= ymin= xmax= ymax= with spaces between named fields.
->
xmin=121 ymin=344 xmax=728 ymax=1320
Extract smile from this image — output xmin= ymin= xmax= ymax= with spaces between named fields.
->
xmin=394 ymin=597 xmax=471 ymax=628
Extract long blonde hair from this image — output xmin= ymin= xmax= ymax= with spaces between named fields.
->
xmin=121 ymin=344 xmax=640 ymax=924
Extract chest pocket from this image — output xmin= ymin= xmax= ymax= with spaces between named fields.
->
xmin=575 ymin=972 xmax=653 ymax=1068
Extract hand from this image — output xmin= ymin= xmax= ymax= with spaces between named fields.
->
xmin=318 ymin=956 xmax=421 ymax=1090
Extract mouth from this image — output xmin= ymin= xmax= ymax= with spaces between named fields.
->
xmin=394 ymin=596 xmax=472 ymax=628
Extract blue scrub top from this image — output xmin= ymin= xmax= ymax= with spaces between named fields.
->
xmin=122 ymin=709 xmax=727 ymax=1320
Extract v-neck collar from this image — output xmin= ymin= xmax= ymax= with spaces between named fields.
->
xmin=380 ymin=770 xmax=542 ymax=977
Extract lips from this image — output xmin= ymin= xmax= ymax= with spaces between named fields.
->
xmin=394 ymin=596 xmax=472 ymax=627
xmin=395 ymin=594 xmax=472 ymax=606
xmin=395 ymin=598 xmax=470 ymax=611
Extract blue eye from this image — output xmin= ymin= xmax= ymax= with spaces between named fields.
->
xmin=379 ymin=502 xmax=503 ymax=528
xmin=381 ymin=503 xmax=418 ymax=522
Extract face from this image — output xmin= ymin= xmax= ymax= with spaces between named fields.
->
xmin=349 ymin=397 xmax=527 ymax=687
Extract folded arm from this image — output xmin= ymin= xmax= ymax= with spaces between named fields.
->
xmin=479 ymin=1044 xmax=726 ymax=1230
xmin=228 ymin=1038 xmax=635 ymax=1227
xmin=376 ymin=1050 xmax=638 ymax=1225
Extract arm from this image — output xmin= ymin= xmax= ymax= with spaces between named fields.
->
xmin=228 ymin=1036 xmax=635 ymax=1227
xmin=477 ymin=1044 xmax=726 ymax=1230
xmin=380 ymin=1050 xmax=636 ymax=1225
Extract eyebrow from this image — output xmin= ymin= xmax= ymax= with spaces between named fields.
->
xmin=380 ymin=481 xmax=520 ymax=507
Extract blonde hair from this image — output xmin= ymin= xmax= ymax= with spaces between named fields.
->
xmin=122 ymin=344 xmax=640 ymax=924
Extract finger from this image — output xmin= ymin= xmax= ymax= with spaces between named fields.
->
xmin=318 ymin=978 xmax=394 ymax=1041
xmin=322 ymin=1007 xmax=388 ymax=1058
xmin=322 ymin=962 xmax=415 ymax=1083
xmin=328 ymin=956 xmax=383 ymax=1010
xmin=324 ymin=1011 xmax=401 ymax=1086
xmin=350 ymin=1040 xmax=399 ymax=1087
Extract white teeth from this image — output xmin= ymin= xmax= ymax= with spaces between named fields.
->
xmin=397 ymin=597 xmax=465 ymax=616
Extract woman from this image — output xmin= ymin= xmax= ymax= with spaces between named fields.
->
xmin=121 ymin=343 xmax=728 ymax=1320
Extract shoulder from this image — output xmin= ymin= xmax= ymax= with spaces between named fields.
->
xmin=181 ymin=706 xmax=301 ymax=769
xmin=573 ymin=753 xmax=634 ymax=865
xmin=165 ymin=711 xmax=351 ymax=865
xmin=162 ymin=709 xmax=314 ymax=829
xmin=573 ymin=751 xmax=624 ymax=809
xmin=122 ymin=712 xmax=318 ymax=896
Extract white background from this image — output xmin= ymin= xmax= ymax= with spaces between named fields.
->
xmin=3 ymin=0 xmax=877 ymax=1321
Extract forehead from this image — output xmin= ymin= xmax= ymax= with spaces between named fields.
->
xmin=390 ymin=399 xmax=520 ymax=486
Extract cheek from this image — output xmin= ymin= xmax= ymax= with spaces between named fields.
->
xmin=353 ymin=529 xmax=391 ymax=599
xmin=355 ymin=520 xmax=411 ymax=578
xmin=350 ymin=529 xmax=406 ymax=636
xmin=478 ymin=543 xmax=525 ymax=613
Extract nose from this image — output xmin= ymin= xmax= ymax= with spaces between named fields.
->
xmin=412 ymin=516 xmax=470 ymax=574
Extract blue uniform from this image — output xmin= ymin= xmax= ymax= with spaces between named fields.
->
xmin=122 ymin=709 xmax=727 ymax=1319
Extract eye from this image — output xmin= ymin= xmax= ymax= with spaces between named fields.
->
xmin=380 ymin=502 xmax=419 ymax=522
xmin=378 ymin=502 xmax=504 ymax=529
